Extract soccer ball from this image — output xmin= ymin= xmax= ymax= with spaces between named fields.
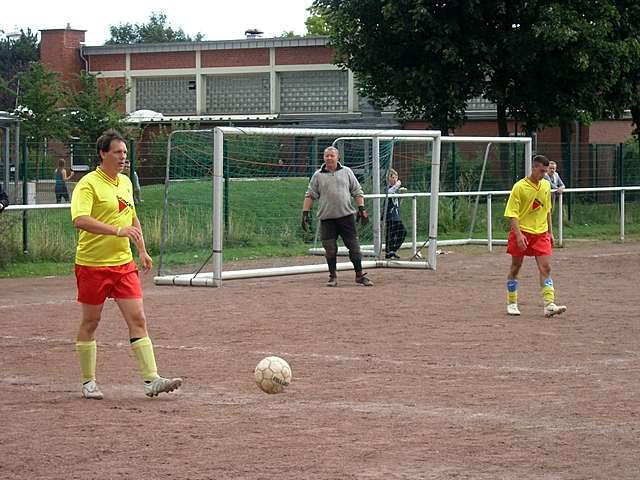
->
xmin=254 ymin=356 xmax=292 ymax=394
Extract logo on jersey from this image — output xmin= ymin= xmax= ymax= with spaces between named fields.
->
xmin=532 ymin=199 xmax=544 ymax=210
xmin=117 ymin=195 xmax=133 ymax=213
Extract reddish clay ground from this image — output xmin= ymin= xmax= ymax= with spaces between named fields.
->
xmin=1 ymin=241 xmax=639 ymax=479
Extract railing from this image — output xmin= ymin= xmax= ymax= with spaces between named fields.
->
xmin=554 ymin=187 xmax=638 ymax=244
xmin=4 ymin=185 xmax=639 ymax=256
xmin=3 ymin=203 xmax=70 ymax=254
xmin=365 ymin=185 xmax=640 ymax=253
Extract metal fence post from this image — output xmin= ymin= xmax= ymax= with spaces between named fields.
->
xmin=129 ymin=141 xmax=136 ymax=182
xmin=558 ymin=192 xmax=564 ymax=247
xmin=620 ymin=189 xmax=625 ymax=241
xmin=564 ymin=142 xmax=572 ymax=221
xmin=21 ymin=138 xmax=29 ymax=254
xmin=616 ymin=143 xmax=623 ymax=212
xmin=223 ymin=138 xmax=229 ymax=233
xmin=486 ymin=193 xmax=492 ymax=252
xmin=451 ymin=142 xmax=457 ymax=222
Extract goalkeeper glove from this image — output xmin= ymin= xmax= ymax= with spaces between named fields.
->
xmin=301 ymin=210 xmax=311 ymax=232
xmin=357 ymin=205 xmax=369 ymax=226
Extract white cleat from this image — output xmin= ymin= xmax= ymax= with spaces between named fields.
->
xmin=82 ymin=380 xmax=104 ymax=400
xmin=544 ymin=303 xmax=567 ymax=318
xmin=144 ymin=376 xmax=183 ymax=397
xmin=507 ymin=303 xmax=521 ymax=316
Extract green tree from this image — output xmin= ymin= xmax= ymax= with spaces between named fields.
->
xmin=0 ymin=29 xmax=39 ymax=110
xmin=464 ymin=1 xmax=627 ymax=176
xmin=313 ymin=0 xmax=487 ymax=133
xmin=604 ymin=0 xmax=640 ymax=141
xmin=316 ymin=0 xmax=630 ymax=141
xmin=106 ymin=12 xmax=204 ymax=44
xmin=14 ymin=62 xmax=69 ymax=141
xmin=13 ymin=62 xmax=69 ymax=181
xmin=305 ymin=5 xmax=332 ymax=36
xmin=465 ymin=1 xmax=533 ymax=137
xmin=503 ymin=1 xmax=625 ymax=139
xmin=65 ymin=72 xmax=128 ymax=144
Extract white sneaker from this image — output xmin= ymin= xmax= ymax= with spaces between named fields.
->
xmin=144 ymin=376 xmax=183 ymax=397
xmin=544 ymin=303 xmax=567 ymax=318
xmin=507 ymin=303 xmax=521 ymax=316
xmin=82 ymin=380 xmax=104 ymax=400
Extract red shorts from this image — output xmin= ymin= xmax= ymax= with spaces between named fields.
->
xmin=75 ymin=261 xmax=142 ymax=305
xmin=507 ymin=230 xmax=552 ymax=257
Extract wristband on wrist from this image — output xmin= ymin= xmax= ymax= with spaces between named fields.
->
xmin=116 ymin=227 xmax=121 ymax=237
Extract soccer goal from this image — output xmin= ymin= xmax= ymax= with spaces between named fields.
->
xmin=305 ymin=135 xmax=533 ymax=258
xmin=154 ymin=127 xmax=443 ymax=287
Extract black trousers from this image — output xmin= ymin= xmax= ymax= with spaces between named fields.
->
xmin=55 ymin=187 xmax=69 ymax=203
xmin=320 ymin=214 xmax=362 ymax=275
xmin=385 ymin=219 xmax=407 ymax=253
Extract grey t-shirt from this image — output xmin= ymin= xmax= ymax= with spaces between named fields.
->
xmin=305 ymin=163 xmax=364 ymax=220
xmin=544 ymin=172 xmax=565 ymax=190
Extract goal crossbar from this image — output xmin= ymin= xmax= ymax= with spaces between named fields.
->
xmin=154 ymin=128 xmax=533 ymax=287
xmin=155 ymin=127 xmax=443 ymax=287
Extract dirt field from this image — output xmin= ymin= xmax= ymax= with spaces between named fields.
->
xmin=1 ymin=241 xmax=638 ymax=480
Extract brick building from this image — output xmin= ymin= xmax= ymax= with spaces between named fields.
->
xmin=40 ymin=27 xmax=399 ymax=130
xmin=39 ymin=27 xmax=635 ymax=147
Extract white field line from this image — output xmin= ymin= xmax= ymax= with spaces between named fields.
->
xmin=588 ymin=252 xmax=640 ymax=258
xmin=1 ymin=335 xmax=638 ymax=372
xmin=0 ymin=299 xmax=76 ymax=309
xmin=0 ymin=287 xmax=171 ymax=310
xmin=0 ymin=374 xmax=637 ymax=435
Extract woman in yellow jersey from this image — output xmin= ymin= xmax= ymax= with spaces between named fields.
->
xmin=71 ymin=130 xmax=182 ymax=399
xmin=504 ymin=154 xmax=567 ymax=318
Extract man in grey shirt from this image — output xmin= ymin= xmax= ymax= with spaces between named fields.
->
xmin=302 ymin=146 xmax=373 ymax=287
xmin=543 ymin=160 xmax=565 ymax=206
xmin=544 ymin=161 xmax=565 ymax=192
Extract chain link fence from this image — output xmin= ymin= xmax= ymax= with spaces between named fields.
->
xmin=1 ymin=138 xmax=639 ymax=204
xmin=1 ymin=136 xmax=639 ymax=268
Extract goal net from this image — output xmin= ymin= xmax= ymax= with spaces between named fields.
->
xmin=154 ymin=127 xmax=443 ymax=287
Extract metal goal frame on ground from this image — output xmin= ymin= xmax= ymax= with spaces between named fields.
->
xmin=154 ymin=127 xmax=532 ymax=287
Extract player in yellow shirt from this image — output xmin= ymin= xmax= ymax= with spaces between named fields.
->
xmin=71 ymin=129 xmax=182 ymax=399
xmin=504 ymin=154 xmax=567 ymax=318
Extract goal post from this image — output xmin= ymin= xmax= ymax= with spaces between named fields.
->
xmin=153 ymin=127 xmax=532 ymax=287
xmin=307 ymin=135 xmax=532 ymax=255
xmin=155 ymin=127 xmax=442 ymax=287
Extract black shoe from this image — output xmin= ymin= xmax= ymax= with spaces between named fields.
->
xmin=355 ymin=273 xmax=374 ymax=286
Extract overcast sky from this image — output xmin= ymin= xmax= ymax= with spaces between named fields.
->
xmin=3 ymin=0 xmax=315 ymax=45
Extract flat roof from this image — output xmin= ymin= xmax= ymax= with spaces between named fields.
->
xmin=40 ymin=28 xmax=86 ymax=33
xmin=125 ymin=114 xmax=279 ymax=124
xmin=83 ymin=36 xmax=329 ymax=55
xmin=0 ymin=111 xmax=20 ymax=125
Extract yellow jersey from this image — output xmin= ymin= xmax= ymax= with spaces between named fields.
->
xmin=71 ymin=167 xmax=137 ymax=266
xmin=504 ymin=177 xmax=551 ymax=234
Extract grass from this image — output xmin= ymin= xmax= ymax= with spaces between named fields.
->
xmin=1 ymin=178 xmax=639 ymax=278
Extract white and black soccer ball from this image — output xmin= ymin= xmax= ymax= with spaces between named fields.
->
xmin=254 ymin=356 xmax=292 ymax=394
